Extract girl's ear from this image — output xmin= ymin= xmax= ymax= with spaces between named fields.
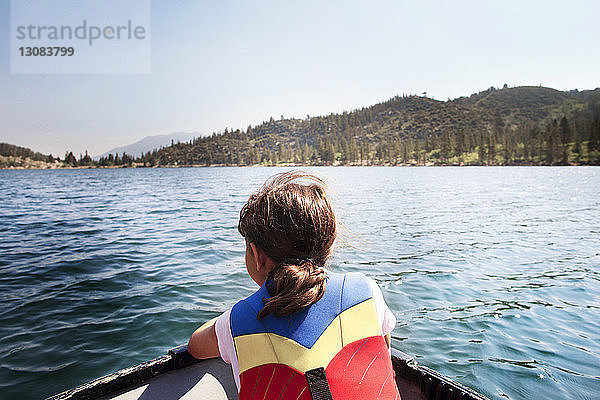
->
xmin=249 ymin=242 xmax=273 ymax=273
xmin=249 ymin=242 xmax=263 ymax=271
xmin=250 ymin=242 xmax=258 ymax=269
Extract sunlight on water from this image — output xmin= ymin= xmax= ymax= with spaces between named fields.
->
xmin=0 ymin=167 xmax=599 ymax=399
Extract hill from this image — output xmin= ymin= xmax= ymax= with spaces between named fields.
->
xmin=0 ymin=143 xmax=62 ymax=169
xmin=134 ymin=85 xmax=599 ymax=166
xmin=4 ymin=85 xmax=599 ymax=169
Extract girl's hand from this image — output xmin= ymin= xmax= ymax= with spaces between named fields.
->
xmin=384 ymin=333 xmax=391 ymax=349
xmin=187 ymin=317 xmax=220 ymax=359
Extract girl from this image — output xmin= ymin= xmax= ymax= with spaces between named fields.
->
xmin=188 ymin=171 xmax=400 ymax=399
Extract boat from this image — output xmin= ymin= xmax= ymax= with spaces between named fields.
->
xmin=48 ymin=345 xmax=489 ymax=400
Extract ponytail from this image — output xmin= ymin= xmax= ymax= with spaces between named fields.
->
xmin=258 ymin=260 xmax=327 ymax=319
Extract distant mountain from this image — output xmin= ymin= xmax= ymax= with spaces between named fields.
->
xmin=94 ymin=132 xmax=199 ymax=160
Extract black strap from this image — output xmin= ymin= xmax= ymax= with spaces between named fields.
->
xmin=305 ymin=367 xmax=333 ymax=400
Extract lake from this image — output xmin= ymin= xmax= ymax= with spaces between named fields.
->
xmin=0 ymin=166 xmax=598 ymax=400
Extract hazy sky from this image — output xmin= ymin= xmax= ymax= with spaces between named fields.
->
xmin=1 ymin=0 xmax=598 ymax=157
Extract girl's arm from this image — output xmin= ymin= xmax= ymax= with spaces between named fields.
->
xmin=384 ymin=333 xmax=391 ymax=349
xmin=187 ymin=317 xmax=220 ymax=359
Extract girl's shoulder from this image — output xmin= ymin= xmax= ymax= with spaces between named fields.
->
xmin=326 ymin=270 xmax=374 ymax=296
xmin=229 ymin=284 xmax=268 ymax=335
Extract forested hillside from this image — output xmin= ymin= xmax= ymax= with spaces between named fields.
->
xmin=125 ymin=85 xmax=599 ymax=167
xmin=0 ymin=143 xmax=61 ymax=168
xmin=3 ymin=85 xmax=600 ymax=168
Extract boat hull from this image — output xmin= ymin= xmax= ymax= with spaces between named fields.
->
xmin=48 ymin=345 xmax=488 ymax=400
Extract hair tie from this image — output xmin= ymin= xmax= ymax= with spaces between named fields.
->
xmin=280 ymin=256 xmax=321 ymax=268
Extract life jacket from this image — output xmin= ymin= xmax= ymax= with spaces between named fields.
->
xmin=230 ymin=271 xmax=400 ymax=400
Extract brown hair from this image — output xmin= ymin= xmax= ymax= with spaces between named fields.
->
xmin=238 ymin=171 xmax=337 ymax=319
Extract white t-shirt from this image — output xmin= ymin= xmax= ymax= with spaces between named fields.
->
xmin=214 ymin=276 xmax=396 ymax=391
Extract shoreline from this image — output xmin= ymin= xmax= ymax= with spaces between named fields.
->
xmin=1 ymin=162 xmax=596 ymax=170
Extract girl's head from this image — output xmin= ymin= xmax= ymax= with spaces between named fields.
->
xmin=238 ymin=171 xmax=337 ymax=318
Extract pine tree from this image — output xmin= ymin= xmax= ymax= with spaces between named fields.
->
xmin=349 ymin=140 xmax=358 ymax=164
xmin=342 ymin=139 xmax=350 ymax=165
xmin=64 ymin=151 xmax=78 ymax=166
xmin=277 ymin=143 xmax=285 ymax=163
xmin=478 ymin=132 xmax=486 ymax=164
xmin=590 ymin=119 xmax=600 ymax=152
xmin=81 ymin=150 xmax=93 ymax=166
xmin=440 ymin=131 xmax=451 ymax=162
xmin=487 ymin=133 xmax=496 ymax=165
xmin=413 ymin=139 xmax=421 ymax=164
xmin=502 ymin=133 xmax=513 ymax=164
xmin=559 ymin=116 xmax=571 ymax=145
xmin=455 ymin=129 xmax=466 ymax=162
xmin=545 ymin=122 xmax=561 ymax=165
xmin=376 ymin=141 xmax=384 ymax=162
xmin=573 ymin=129 xmax=581 ymax=163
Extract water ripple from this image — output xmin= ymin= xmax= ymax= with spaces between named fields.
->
xmin=0 ymin=167 xmax=599 ymax=400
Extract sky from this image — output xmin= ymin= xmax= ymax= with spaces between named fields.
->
xmin=0 ymin=0 xmax=598 ymax=157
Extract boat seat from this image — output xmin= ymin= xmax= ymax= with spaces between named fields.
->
xmin=101 ymin=357 xmax=239 ymax=400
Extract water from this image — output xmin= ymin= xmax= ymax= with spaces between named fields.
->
xmin=0 ymin=166 xmax=598 ymax=400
